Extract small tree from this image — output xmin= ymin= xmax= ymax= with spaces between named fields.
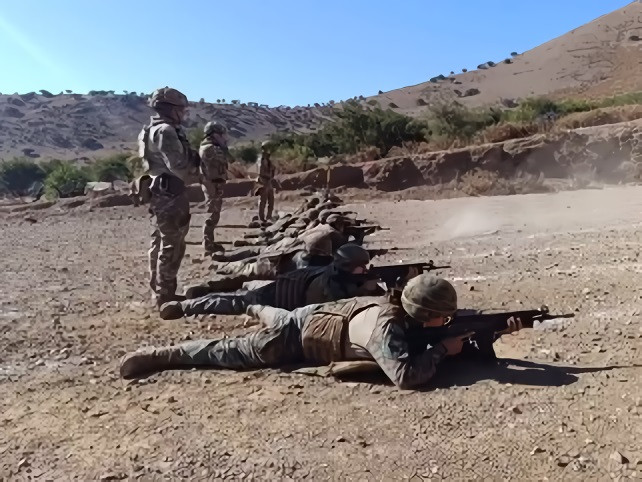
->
xmin=92 ymin=154 xmax=133 ymax=182
xmin=187 ymin=127 xmax=205 ymax=149
xmin=0 ymin=158 xmax=46 ymax=196
xmin=44 ymin=162 xmax=91 ymax=198
xmin=230 ymin=144 xmax=260 ymax=164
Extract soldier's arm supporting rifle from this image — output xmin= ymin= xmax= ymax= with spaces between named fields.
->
xmin=368 ymin=260 xmax=451 ymax=288
xmin=408 ymin=306 xmax=575 ymax=358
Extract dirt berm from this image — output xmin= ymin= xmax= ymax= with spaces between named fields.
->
xmin=278 ymin=118 xmax=642 ymax=192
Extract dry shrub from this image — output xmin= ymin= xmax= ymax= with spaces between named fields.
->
xmin=477 ymin=122 xmax=540 ymax=143
xmin=556 ymin=105 xmax=642 ymax=130
xmin=459 ymin=168 xmax=548 ymax=196
xmin=227 ymin=162 xmax=249 ymax=179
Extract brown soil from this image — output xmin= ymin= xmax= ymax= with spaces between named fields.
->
xmin=1 ymin=186 xmax=641 ymax=479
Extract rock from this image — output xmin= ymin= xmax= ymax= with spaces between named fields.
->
xmin=610 ymin=451 xmax=629 ymax=464
xmin=510 ymin=405 xmax=523 ymax=414
xmin=4 ymin=106 xmax=25 ymax=118
xmin=81 ymin=138 xmax=104 ymax=150
xmin=557 ymin=455 xmax=572 ymax=467
xmin=8 ymin=97 xmax=26 ymax=107
xmin=530 ymin=446 xmax=545 ymax=455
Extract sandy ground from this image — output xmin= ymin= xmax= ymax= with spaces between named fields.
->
xmin=1 ymin=186 xmax=641 ymax=480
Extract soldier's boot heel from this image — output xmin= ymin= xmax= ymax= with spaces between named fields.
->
xmin=185 ymin=284 xmax=213 ymax=299
xmin=119 ymin=347 xmax=186 ymax=379
xmin=159 ymin=301 xmax=185 ymax=320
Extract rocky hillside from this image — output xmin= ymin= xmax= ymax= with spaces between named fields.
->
xmin=370 ymin=2 xmax=642 ymax=113
xmin=0 ymin=92 xmax=333 ymax=161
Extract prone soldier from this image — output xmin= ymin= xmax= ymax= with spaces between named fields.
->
xmin=159 ymin=244 xmax=383 ymax=319
xmin=120 ymin=274 xmax=524 ymax=388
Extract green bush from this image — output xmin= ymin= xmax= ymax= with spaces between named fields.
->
xmin=230 ymin=143 xmax=260 ymax=164
xmin=425 ymin=103 xmax=500 ymax=143
xmin=0 ymin=158 xmax=46 ymax=196
xmin=187 ymin=127 xmax=205 ymax=150
xmin=273 ymin=100 xmax=427 ymax=159
xmin=92 ymin=154 xmax=133 ymax=182
xmin=44 ymin=162 xmax=91 ymax=198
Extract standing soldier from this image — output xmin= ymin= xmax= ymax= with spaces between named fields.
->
xmin=138 ymin=86 xmax=200 ymax=308
xmin=256 ymin=140 xmax=276 ymax=223
xmin=199 ymin=121 xmax=229 ymax=255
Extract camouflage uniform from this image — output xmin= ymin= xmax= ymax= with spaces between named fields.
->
xmin=256 ymin=143 xmax=276 ymax=221
xmin=169 ymin=262 xmax=381 ymax=318
xmin=199 ymin=132 xmax=229 ymax=254
xmin=138 ymin=87 xmax=199 ymax=304
xmin=121 ymin=296 xmax=448 ymax=389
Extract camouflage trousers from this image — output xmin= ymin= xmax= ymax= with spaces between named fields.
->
xmin=216 ymin=256 xmax=280 ymax=279
xmin=258 ymin=185 xmax=274 ymax=221
xmin=148 ymin=190 xmax=190 ymax=298
xmin=213 ymin=246 xmax=262 ymax=262
xmin=180 ymin=283 xmax=275 ymax=317
xmin=169 ymin=304 xmax=319 ymax=370
xmin=202 ymin=179 xmax=224 ymax=252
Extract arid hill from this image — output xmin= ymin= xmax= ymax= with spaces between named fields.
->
xmin=0 ymin=92 xmax=333 ymax=161
xmin=370 ymin=1 xmax=642 ymax=113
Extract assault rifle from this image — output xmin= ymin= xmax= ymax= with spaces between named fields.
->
xmin=408 ymin=306 xmax=575 ymax=359
xmin=368 ymin=260 xmax=451 ymax=287
xmin=345 ymin=224 xmax=389 ymax=244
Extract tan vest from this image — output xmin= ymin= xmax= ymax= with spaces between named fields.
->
xmin=300 ymin=297 xmax=401 ymax=364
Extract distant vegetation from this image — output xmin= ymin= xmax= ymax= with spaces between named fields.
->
xmin=0 ymin=154 xmax=135 ymax=199
xmin=1 ymin=91 xmax=641 ymax=196
xmin=262 ymin=91 xmax=642 ymax=166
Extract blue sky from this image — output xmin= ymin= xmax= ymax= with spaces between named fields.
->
xmin=0 ymin=0 xmax=632 ymax=106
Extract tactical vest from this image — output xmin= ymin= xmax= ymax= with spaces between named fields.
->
xmin=273 ymin=266 xmax=327 ymax=310
xmin=300 ymin=296 xmax=402 ymax=364
xmin=199 ymin=140 xmax=229 ymax=182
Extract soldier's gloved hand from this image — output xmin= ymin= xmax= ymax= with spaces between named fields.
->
xmin=496 ymin=316 xmax=523 ymax=335
xmin=440 ymin=332 xmax=475 ymax=356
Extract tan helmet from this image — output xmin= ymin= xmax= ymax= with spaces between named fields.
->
xmin=148 ymin=87 xmax=188 ymax=108
xmin=326 ymin=213 xmax=345 ymax=226
xmin=401 ymin=275 xmax=457 ymax=321
xmin=317 ymin=209 xmax=332 ymax=223
xmin=304 ymin=234 xmax=332 ymax=257
xmin=204 ymin=121 xmax=227 ymax=137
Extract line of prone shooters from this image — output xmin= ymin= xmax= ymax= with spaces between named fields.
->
xmin=120 ymin=190 xmax=575 ymax=390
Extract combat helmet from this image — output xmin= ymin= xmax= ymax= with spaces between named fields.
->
xmin=401 ymin=274 xmax=457 ymax=321
xmin=204 ymin=121 xmax=227 ymax=137
xmin=148 ymin=87 xmax=188 ymax=108
xmin=305 ymin=235 xmax=332 ymax=257
xmin=333 ymin=243 xmax=370 ymax=273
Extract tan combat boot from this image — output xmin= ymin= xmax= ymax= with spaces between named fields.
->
xmin=119 ymin=346 xmax=185 ymax=379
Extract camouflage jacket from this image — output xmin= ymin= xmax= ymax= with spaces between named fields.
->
xmin=199 ymin=139 xmax=229 ymax=182
xmin=137 ymin=116 xmax=197 ymax=183
xmin=257 ymin=154 xmax=276 ymax=186
xmin=301 ymin=296 xmax=448 ymax=389
xmin=298 ymin=223 xmax=348 ymax=253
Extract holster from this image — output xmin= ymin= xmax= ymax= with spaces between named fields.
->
xmin=150 ymin=174 xmax=185 ymax=197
